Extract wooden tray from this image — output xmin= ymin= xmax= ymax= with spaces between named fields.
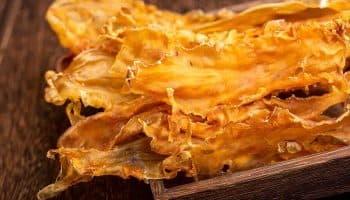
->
xmin=150 ymin=1 xmax=350 ymax=199
xmin=150 ymin=146 xmax=350 ymax=199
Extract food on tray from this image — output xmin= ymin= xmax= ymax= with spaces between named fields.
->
xmin=38 ymin=0 xmax=350 ymax=199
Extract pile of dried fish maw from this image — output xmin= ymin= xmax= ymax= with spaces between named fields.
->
xmin=38 ymin=0 xmax=350 ymax=199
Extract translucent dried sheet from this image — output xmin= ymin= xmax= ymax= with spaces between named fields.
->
xmin=38 ymin=97 xmax=350 ymax=199
xmin=39 ymin=0 xmax=350 ymax=199
xmin=191 ymin=0 xmax=350 ymax=33
xmin=45 ymin=49 xmax=139 ymax=110
xmin=46 ymin=0 xmax=236 ymax=53
xmin=125 ymin=15 xmax=350 ymax=116
xmin=37 ymin=138 xmax=167 ymax=200
xmin=46 ymin=0 xmax=183 ymax=53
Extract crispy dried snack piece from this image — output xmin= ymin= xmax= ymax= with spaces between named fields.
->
xmin=47 ymin=0 xmax=350 ymax=53
xmin=46 ymin=0 xmax=236 ymax=53
xmin=37 ymin=138 xmax=167 ymax=200
xmin=46 ymin=0 xmax=183 ymax=53
xmin=191 ymin=0 xmax=350 ymax=33
xmin=39 ymin=0 xmax=350 ymax=199
xmin=45 ymin=49 xmax=140 ymax=110
xmin=125 ymin=15 xmax=350 ymax=116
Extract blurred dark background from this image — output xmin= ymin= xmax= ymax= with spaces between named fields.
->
xmin=0 ymin=0 xmax=349 ymax=199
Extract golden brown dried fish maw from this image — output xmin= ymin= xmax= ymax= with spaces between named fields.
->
xmin=45 ymin=49 xmax=139 ymax=110
xmin=46 ymin=0 xmax=131 ymax=53
xmin=40 ymin=0 xmax=350 ymax=199
xmin=37 ymin=159 xmax=92 ymax=200
xmin=46 ymin=0 xmax=239 ymax=53
xmin=59 ymin=138 xmax=168 ymax=180
xmin=38 ymin=100 xmax=169 ymax=199
xmin=37 ymin=138 xmax=167 ymax=200
xmin=191 ymin=0 xmax=350 ymax=33
xmin=172 ymin=109 xmax=350 ymax=178
xmin=263 ymin=85 xmax=348 ymax=120
xmin=126 ymin=15 xmax=350 ymax=116
xmin=58 ymin=97 xmax=164 ymax=149
xmin=46 ymin=0 xmax=186 ymax=53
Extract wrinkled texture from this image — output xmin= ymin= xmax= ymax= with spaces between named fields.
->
xmin=39 ymin=0 xmax=350 ymax=199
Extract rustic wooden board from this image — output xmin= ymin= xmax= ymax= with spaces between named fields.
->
xmin=0 ymin=0 xmax=349 ymax=200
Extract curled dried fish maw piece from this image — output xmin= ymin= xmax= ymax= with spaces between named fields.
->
xmin=37 ymin=156 xmax=92 ymax=200
xmin=39 ymin=98 xmax=168 ymax=199
xmin=58 ymin=109 xmax=127 ymax=150
xmin=65 ymin=102 xmax=84 ymax=125
xmin=142 ymin=112 xmax=188 ymax=155
xmin=37 ymin=138 xmax=168 ymax=200
xmin=47 ymin=0 xmax=350 ymax=53
xmin=45 ymin=49 xmax=138 ymax=110
xmin=264 ymin=84 xmax=348 ymax=120
xmin=110 ymin=28 xmax=171 ymax=79
xmin=111 ymin=105 xmax=170 ymax=146
xmin=308 ymin=135 xmax=348 ymax=153
xmin=206 ymin=101 xmax=269 ymax=127
xmin=60 ymin=138 xmax=168 ymax=179
xmin=46 ymin=0 xmax=186 ymax=53
xmin=189 ymin=114 xmax=350 ymax=177
xmin=191 ymin=0 xmax=350 ymax=33
xmin=47 ymin=0 xmax=241 ymax=53
xmin=40 ymin=0 xmax=350 ymax=199
xmin=58 ymin=96 xmax=162 ymax=150
xmin=46 ymin=0 xmax=134 ymax=53
xmin=126 ymin=16 xmax=350 ymax=116
xmin=162 ymin=150 xmax=198 ymax=178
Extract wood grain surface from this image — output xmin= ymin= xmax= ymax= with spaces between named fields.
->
xmin=0 ymin=0 xmax=349 ymax=200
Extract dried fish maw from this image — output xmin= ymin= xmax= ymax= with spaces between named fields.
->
xmin=191 ymin=0 xmax=350 ymax=33
xmin=39 ymin=0 xmax=350 ymax=199
xmin=126 ymin=15 xmax=350 ymax=116
xmin=46 ymin=0 xmax=184 ymax=53
xmin=45 ymin=49 xmax=139 ymax=110
xmin=163 ymin=107 xmax=350 ymax=177
xmin=37 ymin=138 xmax=167 ymax=200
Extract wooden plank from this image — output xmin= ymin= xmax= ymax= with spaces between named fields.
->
xmin=155 ymin=146 xmax=350 ymax=200
xmin=0 ymin=0 xmax=21 ymax=65
xmin=0 ymin=0 xmax=8 ymax=23
xmin=0 ymin=0 xmax=65 ymax=199
xmin=151 ymin=180 xmax=166 ymax=200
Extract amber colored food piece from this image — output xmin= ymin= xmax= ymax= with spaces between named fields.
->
xmin=38 ymin=0 xmax=350 ymax=199
xmin=46 ymin=0 xmax=180 ymax=53
xmin=46 ymin=0 xmax=236 ymax=53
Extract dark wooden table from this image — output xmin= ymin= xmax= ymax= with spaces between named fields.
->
xmin=0 ymin=0 xmax=349 ymax=199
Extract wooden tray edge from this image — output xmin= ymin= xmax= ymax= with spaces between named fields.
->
xmin=150 ymin=146 xmax=350 ymax=200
